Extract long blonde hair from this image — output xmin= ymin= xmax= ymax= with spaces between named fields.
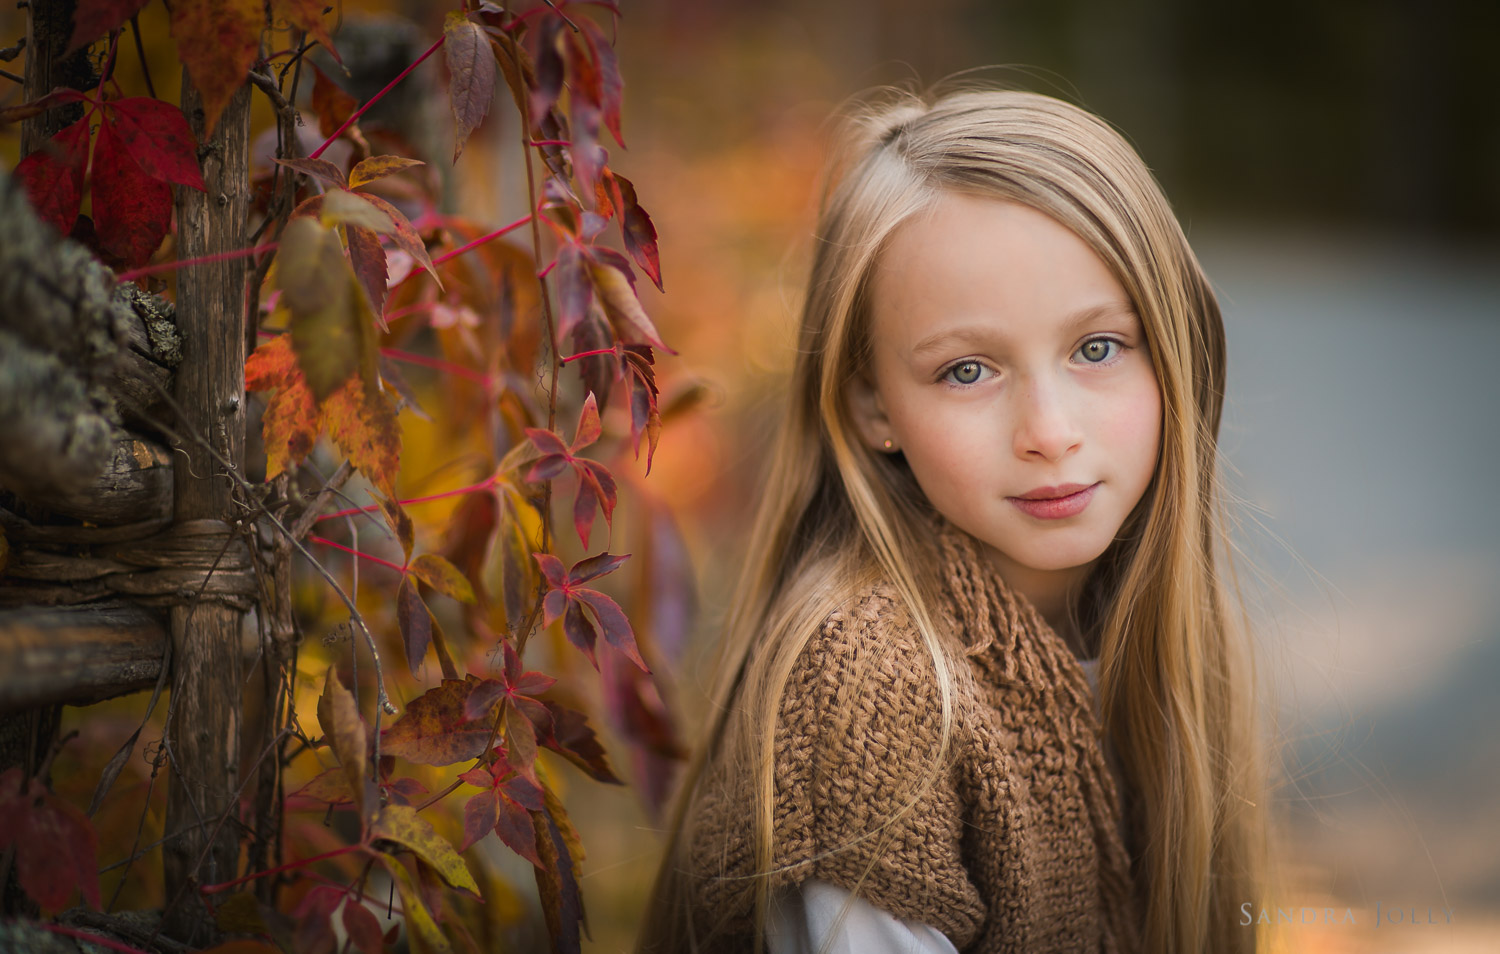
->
xmin=639 ymin=86 xmax=1270 ymax=954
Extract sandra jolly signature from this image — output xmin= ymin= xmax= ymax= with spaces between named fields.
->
xmin=1240 ymin=903 xmax=1455 ymax=927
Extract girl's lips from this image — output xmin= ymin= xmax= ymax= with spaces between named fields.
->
xmin=1006 ymin=482 xmax=1099 ymax=520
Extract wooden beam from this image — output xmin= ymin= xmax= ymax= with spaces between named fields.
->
xmin=0 ymin=602 xmax=167 ymax=711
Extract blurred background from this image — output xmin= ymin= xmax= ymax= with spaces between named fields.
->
xmin=5 ymin=0 xmax=1498 ymax=951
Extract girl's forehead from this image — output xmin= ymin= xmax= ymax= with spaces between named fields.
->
xmin=868 ymin=193 xmax=1135 ymax=347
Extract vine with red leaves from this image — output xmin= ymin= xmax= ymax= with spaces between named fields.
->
xmin=3 ymin=1 xmax=686 ymax=951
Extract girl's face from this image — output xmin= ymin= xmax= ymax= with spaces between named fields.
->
xmin=848 ymin=192 xmax=1161 ymax=609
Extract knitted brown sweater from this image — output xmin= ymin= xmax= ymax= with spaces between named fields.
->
xmin=684 ymin=520 xmax=1142 ymax=953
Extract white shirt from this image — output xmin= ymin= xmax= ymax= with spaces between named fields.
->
xmin=767 ymin=658 xmax=1104 ymax=954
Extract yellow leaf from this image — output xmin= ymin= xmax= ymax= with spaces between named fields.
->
xmin=377 ymin=852 xmax=453 ymax=954
xmin=373 ymin=804 xmax=480 ymax=895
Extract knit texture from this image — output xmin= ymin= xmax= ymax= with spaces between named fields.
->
xmin=684 ymin=518 xmax=1142 ymax=953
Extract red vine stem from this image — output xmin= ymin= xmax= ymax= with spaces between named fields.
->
xmin=116 ymin=241 xmax=279 ymax=283
xmin=380 ymin=347 xmax=490 ymax=384
xmin=309 ymin=34 xmax=446 ymax=160
xmin=560 ymin=346 xmax=614 ymax=365
xmin=308 ymin=535 xmax=408 ymax=574
xmin=429 ymin=214 xmax=534 ymax=267
xmin=199 ymin=844 xmax=363 ymax=895
xmin=318 ymin=475 xmax=500 ymax=522
xmin=389 ymin=213 xmax=535 ymax=292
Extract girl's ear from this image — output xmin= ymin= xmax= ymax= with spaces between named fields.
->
xmin=845 ymin=372 xmax=893 ymax=451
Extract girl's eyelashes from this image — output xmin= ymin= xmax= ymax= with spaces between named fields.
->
xmin=938 ymin=337 xmax=1129 ymax=386
xmin=940 ymin=359 xmax=995 ymax=387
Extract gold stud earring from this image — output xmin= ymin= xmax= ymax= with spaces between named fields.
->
xmin=882 ymin=439 xmax=895 ymax=451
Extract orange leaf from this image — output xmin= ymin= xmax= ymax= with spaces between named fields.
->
xmin=271 ymin=0 xmax=340 ymax=63
xmin=246 ymin=337 xmax=319 ymax=480
xmin=310 ymin=63 xmax=358 ymax=140
xmin=170 ymin=0 xmax=263 ymax=136
xmin=349 ymin=155 xmax=425 ymax=190
xmin=324 ymin=376 xmax=401 ymax=498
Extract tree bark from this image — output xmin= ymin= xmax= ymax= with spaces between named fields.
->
xmin=159 ymin=76 xmax=252 ymax=945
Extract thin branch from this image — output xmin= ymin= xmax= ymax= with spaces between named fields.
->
xmin=128 ymin=14 xmax=155 ymax=99
xmin=0 ymin=67 xmax=22 ymax=84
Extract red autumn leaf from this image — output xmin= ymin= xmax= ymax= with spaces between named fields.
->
xmin=444 ymin=12 xmax=496 ymax=163
xmin=0 ymin=767 xmax=101 ymax=911
xmin=610 ymin=171 xmax=662 ymax=291
xmin=271 ymin=0 xmax=340 ymax=64
xmin=534 ymin=551 xmax=647 ymax=671
xmin=524 ymin=393 xmax=617 ymax=547
xmin=570 ymin=313 xmax=616 ymax=418
xmin=524 ymin=14 xmax=565 ymax=128
xmin=397 ymin=577 xmax=433 ymax=673
xmin=66 ymin=0 xmax=150 ymax=54
xmin=458 ymin=761 xmax=544 ymax=863
xmin=346 ymin=224 xmax=389 ymax=322
xmin=292 ymin=884 xmax=342 ymax=954
xmin=0 ymin=87 xmax=89 ymax=126
xmin=531 ymin=799 xmax=584 ymax=954
xmin=91 ymin=118 xmax=172 ymax=268
xmin=342 ymin=899 xmax=386 ymax=954
xmin=562 ymin=36 xmax=605 ymax=200
xmin=576 ymin=17 xmax=624 ymax=148
xmin=621 ymin=344 xmax=662 ymax=472
xmin=590 ymin=256 xmax=670 ymax=351
xmin=348 ymin=155 xmax=425 ymax=190
xmin=105 ymin=96 xmax=206 ymax=190
xmin=310 ymin=64 xmax=358 ymax=140
xmin=358 ymin=192 xmax=440 ymax=286
xmin=169 ymin=0 xmax=264 ymax=136
xmin=381 ymin=677 xmax=499 ymax=766
xmin=541 ymin=701 xmax=621 ymax=784
xmin=274 ymin=156 xmax=348 ymax=190
xmin=378 ymin=495 xmax=416 ymax=564
xmin=14 ymin=116 xmax=92 ymax=234
xmin=603 ymin=652 xmax=686 ymax=815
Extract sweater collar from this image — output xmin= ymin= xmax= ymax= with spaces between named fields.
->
xmin=927 ymin=514 xmax=1091 ymax=668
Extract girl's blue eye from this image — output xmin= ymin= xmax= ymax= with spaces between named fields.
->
xmin=947 ymin=361 xmax=985 ymax=385
xmin=1077 ymin=337 xmax=1120 ymax=363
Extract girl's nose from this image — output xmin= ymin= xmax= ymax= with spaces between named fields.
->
xmin=1012 ymin=377 xmax=1084 ymax=462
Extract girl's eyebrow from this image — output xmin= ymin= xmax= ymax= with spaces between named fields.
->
xmin=908 ymin=301 xmax=1139 ymax=356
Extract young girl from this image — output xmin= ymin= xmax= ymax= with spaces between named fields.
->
xmin=638 ymin=87 xmax=1271 ymax=954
